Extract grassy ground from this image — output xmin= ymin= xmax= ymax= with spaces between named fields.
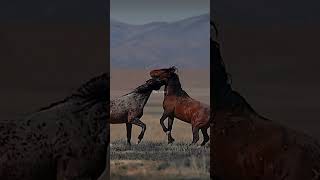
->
xmin=110 ymin=113 xmax=210 ymax=179
xmin=110 ymin=140 xmax=210 ymax=180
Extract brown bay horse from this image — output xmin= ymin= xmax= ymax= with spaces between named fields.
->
xmin=110 ymin=78 xmax=165 ymax=145
xmin=150 ymin=68 xmax=210 ymax=146
xmin=210 ymin=20 xmax=320 ymax=180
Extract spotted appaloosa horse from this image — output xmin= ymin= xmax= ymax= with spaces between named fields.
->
xmin=110 ymin=78 xmax=165 ymax=145
xmin=210 ymin=20 xmax=320 ymax=180
xmin=150 ymin=68 xmax=210 ymax=146
xmin=0 ymin=74 xmax=108 ymax=180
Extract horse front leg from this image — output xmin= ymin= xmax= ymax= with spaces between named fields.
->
xmin=131 ymin=117 xmax=146 ymax=144
xmin=167 ymin=116 xmax=175 ymax=144
xmin=190 ymin=126 xmax=200 ymax=145
xmin=126 ymin=123 xmax=132 ymax=145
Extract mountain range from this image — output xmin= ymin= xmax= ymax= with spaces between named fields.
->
xmin=111 ymin=14 xmax=210 ymax=69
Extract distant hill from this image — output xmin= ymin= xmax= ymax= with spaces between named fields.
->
xmin=111 ymin=14 xmax=210 ymax=69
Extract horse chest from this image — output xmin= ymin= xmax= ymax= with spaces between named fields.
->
xmin=163 ymin=96 xmax=177 ymax=110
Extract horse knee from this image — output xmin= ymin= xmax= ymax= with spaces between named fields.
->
xmin=141 ymin=124 xmax=146 ymax=131
xmin=162 ymin=126 xmax=168 ymax=133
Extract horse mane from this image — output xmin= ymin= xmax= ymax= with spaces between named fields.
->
xmin=37 ymin=73 xmax=108 ymax=112
xmin=211 ymin=34 xmax=232 ymax=85
xmin=120 ymin=81 xmax=152 ymax=97
xmin=169 ymin=66 xmax=178 ymax=73
xmin=210 ymin=20 xmax=267 ymax=120
xmin=167 ymin=73 xmax=190 ymax=98
xmin=132 ymin=83 xmax=151 ymax=94
xmin=211 ymin=20 xmax=219 ymax=38
xmin=211 ymin=20 xmax=235 ymax=109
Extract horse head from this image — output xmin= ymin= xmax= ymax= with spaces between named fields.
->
xmin=149 ymin=66 xmax=177 ymax=83
xmin=145 ymin=78 xmax=166 ymax=91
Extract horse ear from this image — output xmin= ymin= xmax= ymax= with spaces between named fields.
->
xmin=169 ymin=66 xmax=177 ymax=74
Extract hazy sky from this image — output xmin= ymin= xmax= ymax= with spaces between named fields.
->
xmin=111 ymin=0 xmax=209 ymax=24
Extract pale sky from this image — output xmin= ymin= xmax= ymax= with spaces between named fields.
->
xmin=111 ymin=0 xmax=209 ymax=24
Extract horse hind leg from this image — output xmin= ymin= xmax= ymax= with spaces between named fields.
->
xmin=200 ymin=127 xmax=209 ymax=146
xmin=167 ymin=116 xmax=175 ymax=144
xmin=126 ymin=123 xmax=132 ymax=145
xmin=190 ymin=126 xmax=200 ymax=145
xmin=131 ymin=118 xmax=146 ymax=144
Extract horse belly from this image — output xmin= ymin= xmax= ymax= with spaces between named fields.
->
xmin=176 ymin=101 xmax=209 ymax=127
xmin=191 ymin=104 xmax=210 ymax=128
xmin=110 ymin=110 xmax=128 ymax=124
xmin=110 ymin=113 xmax=128 ymax=124
xmin=175 ymin=103 xmax=192 ymax=123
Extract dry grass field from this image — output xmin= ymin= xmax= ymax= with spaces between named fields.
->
xmin=110 ymin=68 xmax=210 ymax=179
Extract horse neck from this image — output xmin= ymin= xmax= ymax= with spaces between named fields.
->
xmin=70 ymin=98 xmax=108 ymax=144
xmin=211 ymin=39 xmax=233 ymax=108
xmin=139 ymin=91 xmax=153 ymax=108
xmin=130 ymin=88 xmax=153 ymax=108
xmin=132 ymin=83 xmax=153 ymax=94
xmin=166 ymin=75 xmax=184 ymax=96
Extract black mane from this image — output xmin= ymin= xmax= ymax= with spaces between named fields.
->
xmin=133 ymin=83 xmax=153 ymax=94
xmin=211 ymin=20 xmax=219 ymax=38
xmin=167 ymin=73 xmax=190 ymax=98
xmin=37 ymin=73 xmax=108 ymax=112
xmin=211 ymin=20 xmax=233 ymax=108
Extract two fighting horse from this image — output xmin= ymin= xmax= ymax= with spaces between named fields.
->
xmin=110 ymin=78 xmax=165 ymax=145
xmin=150 ymin=67 xmax=210 ymax=146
